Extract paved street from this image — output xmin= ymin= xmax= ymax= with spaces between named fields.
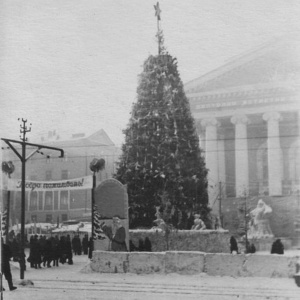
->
xmin=1 ymin=253 xmax=299 ymax=300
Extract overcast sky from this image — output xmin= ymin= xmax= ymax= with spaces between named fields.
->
xmin=0 ymin=0 xmax=299 ymax=147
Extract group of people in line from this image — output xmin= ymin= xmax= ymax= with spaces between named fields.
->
xmin=27 ymin=233 xmax=93 ymax=268
xmin=1 ymin=233 xmax=94 ymax=292
xmin=6 ymin=233 xmax=94 ymax=271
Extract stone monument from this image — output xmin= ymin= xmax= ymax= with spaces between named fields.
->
xmin=247 ymin=199 xmax=274 ymax=251
xmin=94 ymin=178 xmax=129 ymax=251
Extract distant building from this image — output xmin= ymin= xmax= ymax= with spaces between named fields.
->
xmin=2 ymin=129 xmax=121 ymax=225
xmin=185 ymin=37 xmax=300 ymax=210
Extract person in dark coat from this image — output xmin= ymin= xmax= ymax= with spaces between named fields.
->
xmin=43 ymin=238 xmax=53 ymax=267
xmin=82 ymin=234 xmax=89 ymax=255
xmin=88 ymin=237 xmax=93 ymax=259
xmin=11 ymin=238 xmax=19 ymax=262
xmin=230 ymin=236 xmax=239 ymax=254
xmin=72 ymin=235 xmax=82 ymax=255
xmin=101 ymin=215 xmax=128 ymax=252
xmin=28 ymin=235 xmax=35 ymax=268
xmin=71 ymin=236 xmax=77 ymax=255
xmin=129 ymin=240 xmax=138 ymax=252
xmin=59 ymin=236 xmax=67 ymax=264
xmin=271 ymin=239 xmax=284 ymax=254
xmin=52 ymin=236 xmax=61 ymax=267
xmin=138 ymin=238 xmax=145 ymax=252
xmin=65 ymin=235 xmax=73 ymax=264
xmin=144 ymin=237 xmax=152 ymax=252
xmin=38 ymin=235 xmax=46 ymax=265
xmin=31 ymin=235 xmax=42 ymax=269
xmin=1 ymin=239 xmax=17 ymax=291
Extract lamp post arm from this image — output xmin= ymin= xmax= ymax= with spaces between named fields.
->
xmin=2 ymin=140 xmax=22 ymax=161
xmin=1 ymin=138 xmax=64 ymax=160
xmin=26 ymin=148 xmax=42 ymax=161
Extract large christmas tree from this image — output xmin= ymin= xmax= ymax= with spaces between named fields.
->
xmin=115 ymin=4 xmax=209 ymax=228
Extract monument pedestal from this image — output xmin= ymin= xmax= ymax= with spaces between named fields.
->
xmin=248 ymin=237 xmax=274 ymax=252
xmin=293 ymin=214 xmax=300 ymax=249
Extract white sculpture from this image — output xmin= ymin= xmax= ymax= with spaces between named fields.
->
xmin=191 ymin=214 xmax=206 ymax=230
xmin=248 ymin=199 xmax=273 ymax=238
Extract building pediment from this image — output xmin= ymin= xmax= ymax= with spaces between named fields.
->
xmin=185 ymin=37 xmax=300 ymax=94
xmin=87 ymin=129 xmax=115 ymax=146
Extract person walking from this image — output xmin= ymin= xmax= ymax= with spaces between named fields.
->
xmin=1 ymin=239 xmax=17 ymax=291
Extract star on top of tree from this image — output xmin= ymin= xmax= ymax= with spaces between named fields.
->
xmin=154 ymin=2 xmax=161 ymax=21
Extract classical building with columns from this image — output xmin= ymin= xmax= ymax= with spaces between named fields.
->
xmin=185 ymin=38 xmax=300 ymax=216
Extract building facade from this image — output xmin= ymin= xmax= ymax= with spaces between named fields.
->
xmin=2 ymin=129 xmax=121 ymax=225
xmin=185 ymin=38 xmax=300 ymax=213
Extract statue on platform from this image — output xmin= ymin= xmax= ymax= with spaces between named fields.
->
xmin=191 ymin=214 xmax=206 ymax=230
xmin=248 ymin=199 xmax=273 ymax=238
xmin=152 ymin=206 xmax=167 ymax=231
xmin=155 ymin=206 xmax=162 ymax=221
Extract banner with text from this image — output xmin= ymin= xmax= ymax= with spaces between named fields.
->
xmin=6 ymin=176 xmax=93 ymax=192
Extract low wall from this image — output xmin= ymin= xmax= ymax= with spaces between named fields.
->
xmin=129 ymin=229 xmax=230 ymax=252
xmin=89 ymin=251 xmax=299 ymax=278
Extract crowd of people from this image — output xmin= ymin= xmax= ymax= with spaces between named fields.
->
xmin=6 ymin=233 xmax=93 ymax=270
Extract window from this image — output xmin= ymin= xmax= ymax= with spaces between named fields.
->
xmin=38 ymin=192 xmax=43 ymax=210
xmin=61 ymin=170 xmax=69 ymax=180
xmin=46 ymin=215 xmax=52 ymax=223
xmin=45 ymin=191 xmax=53 ymax=210
xmin=60 ymin=191 xmax=68 ymax=209
xmin=61 ymin=214 xmax=68 ymax=222
xmin=45 ymin=170 xmax=52 ymax=181
xmin=30 ymin=192 xmax=38 ymax=211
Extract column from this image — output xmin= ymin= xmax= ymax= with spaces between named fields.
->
xmin=42 ymin=191 xmax=45 ymax=211
xmin=196 ymin=120 xmax=205 ymax=150
xmin=68 ymin=190 xmax=70 ymax=210
xmin=231 ymin=114 xmax=249 ymax=197
xmin=217 ymin=133 xmax=226 ymax=195
xmin=58 ymin=191 xmax=61 ymax=211
xmin=201 ymin=118 xmax=219 ymax=209
xmin=28 ymin=191 xmax=31 ymax=211
xmin=263 ymin=112 xmax=282 ymax=196
xmin=52 ymin=191 xmax=55 ymax=211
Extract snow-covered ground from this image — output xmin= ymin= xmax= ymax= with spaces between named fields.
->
xmin=2 ymin=250 xmax=299 ymax=300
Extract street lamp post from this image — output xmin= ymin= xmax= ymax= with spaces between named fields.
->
xmin=1 ymin=119 xmax=64 ymax=279
xmin=91 ymin=170 xmax=96 ymax=246
xmin=89 ymin=158 xmax=105 ymax=255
